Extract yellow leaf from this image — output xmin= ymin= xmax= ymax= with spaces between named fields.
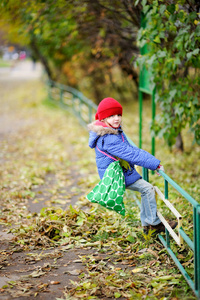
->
xmin=132 ymin=268 xmax=143 ymax=273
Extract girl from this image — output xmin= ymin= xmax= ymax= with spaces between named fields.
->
xmin=88 ymin=97 xmax=177 ymax=235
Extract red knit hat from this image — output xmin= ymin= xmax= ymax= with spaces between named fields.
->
xmin=95 ymin=97 xmax=123 ymax=120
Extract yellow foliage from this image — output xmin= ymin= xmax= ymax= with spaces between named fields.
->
xmin=0 ymin=20 xmax=29 ymax=46
xmin=62 ymin=61 xmax=78 ymax=86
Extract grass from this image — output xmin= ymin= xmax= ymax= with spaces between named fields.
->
xmin=0 ymin=58 xmax=12 ymax=67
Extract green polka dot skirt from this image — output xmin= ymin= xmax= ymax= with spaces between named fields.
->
xmin=86 ymin=161 xmax=126 ymax=216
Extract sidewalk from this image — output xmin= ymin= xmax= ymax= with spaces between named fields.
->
xmin=0 ymin=60 xmax=43 ymax=81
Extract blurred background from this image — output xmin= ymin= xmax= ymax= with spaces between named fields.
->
xmin=0 ymin=0 xmax=199 ymax=152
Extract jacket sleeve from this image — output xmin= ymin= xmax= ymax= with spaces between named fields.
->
xmin=103 ymin=134 xmax=160 ymax=170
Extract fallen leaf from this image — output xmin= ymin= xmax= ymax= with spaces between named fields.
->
xmin=50 ymin=281 xmax=60 ymax=285
xmin=29 ymin=270 xmax=46 ymax=277
xmin=64 ymin=269 xmax=81 ymax=275
xmin=147 ymin=249 xmax=159 ymax=259
xmin=132 ymin=268 xmax=143 ymax=273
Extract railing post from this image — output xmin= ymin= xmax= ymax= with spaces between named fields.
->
xmin=194 ymin=206 xmax=200 ymax=298
xmin=142 ymin=168 xmax=149 ymax=182
xmin=60 ymin=89 xmax=63 ymax=105
xmin=151 ymin=88 xmax=156 ymax=157
xmin=164 ymin=180 xmax=168 ymax=200
xmin=139 ymin=90 xmax=143 ymax=149
xmin=164 ymin=179 xmax=171 ymax=247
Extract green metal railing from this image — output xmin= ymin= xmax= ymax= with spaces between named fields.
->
xmin=158 ymin=171 xmax=200 ymax=298
xmin=138 ymin=167 xmax=200 ymax=299
xmin=47 ymin=80 xmax=97 ymax=127
xmin=47 ymin=79 xmax=199 ymax=299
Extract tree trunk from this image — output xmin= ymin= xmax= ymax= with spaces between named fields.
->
xmin=175 ymin=132 xmax=184 ymax=152
xmin=30 ymin=36 xmax=53 ymax=81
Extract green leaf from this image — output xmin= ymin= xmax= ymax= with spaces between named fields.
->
xmin=114 ymin=292 xmax=122 ymax=298
xmin=192 ymin=48 xmax=199 ymax=55
xmin=153 ymin=275 xmax=174 ymax=281
xmin=169 ymin=89 xmax=177 ymax=100
xmin=153 ymin=36 xmax=161 ymax=43
xmin=159 ymin=5 xmax=166 ymax=15
xmin=76 ymin=217 xmax=85 ymax=225
xmin=135 ymin=0 xmax=140 ymax=6
xmin=126 ymin=235 xmax=135 ymax=243
xmin=157 ymin=50 xmax=166 ymax=58
xmin=142 ymin=0 xmax=147 ymax=6
xmin=167 ymin=4 xmax=176 ymax=14
xmin=69 ymin=204 xmax=78 ymax=214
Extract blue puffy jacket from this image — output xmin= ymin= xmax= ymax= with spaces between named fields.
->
xmin=88 ymin=121 xmax=160 ymax=187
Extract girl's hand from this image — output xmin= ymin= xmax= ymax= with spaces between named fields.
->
xmin=156 ymin=164 xmax=165 ymax=176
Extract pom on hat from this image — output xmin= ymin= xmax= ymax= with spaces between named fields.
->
xmin=95 ymin=97 xmax=123 ymax=120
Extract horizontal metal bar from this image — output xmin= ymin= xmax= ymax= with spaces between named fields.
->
xmin=139 ymin=87 xmax=153 ymax=95
xmin=158 ymin=170 xmax=198 ymax=208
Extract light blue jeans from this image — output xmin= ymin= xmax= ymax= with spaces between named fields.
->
xmin=127 ymin=179 xmax=161 ymax=226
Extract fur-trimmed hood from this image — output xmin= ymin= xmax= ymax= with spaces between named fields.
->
xmin=88 ymin=121 xmax=121 ymax=149
xmin=87 ymin=121 xmax=120 ymax=136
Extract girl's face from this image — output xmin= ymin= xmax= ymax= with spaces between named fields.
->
xmin=103 ymin=114 xmax=122 ymax=128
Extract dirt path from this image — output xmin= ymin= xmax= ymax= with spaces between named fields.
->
xmin=1 ymin=62 xmax=141 ymax=300
xmin=0 ymin=61 xmax=98 ymax=299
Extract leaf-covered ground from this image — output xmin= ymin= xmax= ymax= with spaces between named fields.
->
xmin=0 ymin=62 xmax=199 ymax=299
